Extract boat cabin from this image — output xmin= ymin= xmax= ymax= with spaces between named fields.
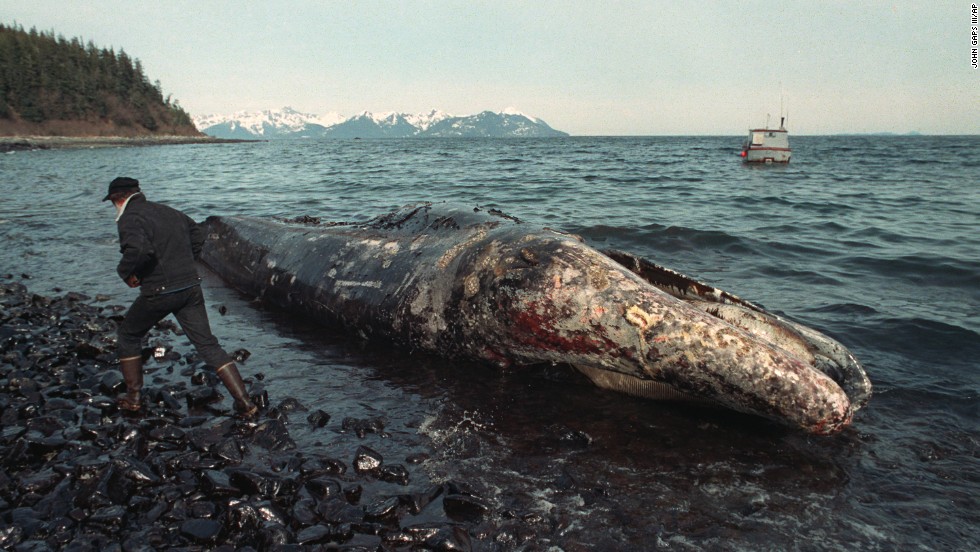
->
xmin=741 ymin=118 xmax=791 ymax=163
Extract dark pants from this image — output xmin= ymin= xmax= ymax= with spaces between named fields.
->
xmin=117 ymin=285 xmax=232 ymax=369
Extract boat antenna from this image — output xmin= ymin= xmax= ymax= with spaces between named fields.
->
xmin=779 ymin=84 xmax=787 ymax=129
xmin=780 ymin=88 xmax=784 ymax=120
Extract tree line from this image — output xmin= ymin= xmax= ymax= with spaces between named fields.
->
xmin=0 ymin=23 xmax=197 ymax=134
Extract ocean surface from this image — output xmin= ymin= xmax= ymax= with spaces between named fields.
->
xmin=1 ymin=135 xmax=978 ymax=550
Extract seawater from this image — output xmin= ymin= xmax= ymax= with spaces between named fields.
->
xmin=1 ymin=136 xmax=978 ymax=550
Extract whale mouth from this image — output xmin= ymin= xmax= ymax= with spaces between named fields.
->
xmin=601 ymin=249 xmax=872 ymax=414
xmin=572 ymin=364 xmax=706 ymax=402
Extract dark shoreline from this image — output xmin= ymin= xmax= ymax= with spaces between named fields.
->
xmin=0 ymin=135 xmax=259 ymax=152
xmin=0 ymin=280 xmax=488 ymax=550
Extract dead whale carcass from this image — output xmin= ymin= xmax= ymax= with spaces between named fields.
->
xmin=200 ymin=203 xmax=871 ymax=434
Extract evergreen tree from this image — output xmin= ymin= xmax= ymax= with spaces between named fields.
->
xmin=0 ymin=23 xmax=198 ymax=135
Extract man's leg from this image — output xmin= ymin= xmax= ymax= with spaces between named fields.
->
xmin=216 ymin=362 xmax=259 ymax=417
xmin=172 ymin=286 xmax=257 ymax=417
xmin=115 ymin=295 xmax=165 ymax=411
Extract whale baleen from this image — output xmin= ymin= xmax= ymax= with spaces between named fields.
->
xmin=200 ymin=203 xmax=871 ymax=434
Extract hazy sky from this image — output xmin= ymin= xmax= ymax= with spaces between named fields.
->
xmin=4 ymin=1 xmax=978 ymax=135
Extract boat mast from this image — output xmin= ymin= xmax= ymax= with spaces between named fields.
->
xmin=779 ymin=84 xmax=787 ymax=130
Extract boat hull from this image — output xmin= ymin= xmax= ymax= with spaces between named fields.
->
xmin=744 ymin=147 xmax=792 ymax=163
xmin=742 ymin=127 xmax=792 ymax=163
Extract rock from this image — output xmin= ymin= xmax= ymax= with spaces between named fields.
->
xmin=250 ymin=419 xmax=296 ymax=451
xmin=343 ymin=483 xmax=363 ymax=505
xmin=211 ymin=437 xmax=245 ymax=464
xmin=115 ymin=457 xmax=162 ymax=486
xmin=306 ymin=409 xmax=330 ymax=428
xmin=400 ymin=484 xmax=444 ymax=515
xmin=228 ymin=470 xmax=283 ymax=499
xmin=342 ymin=416 xmax=386 ymax=438
xmin=353 ymin=445 xmax=383 ymax=474
xmin=180 ymin=518 xmax=223 ymax=544
xmin=9 ymin=507 xmax=42 ymax=538
xmin=305 ymin=477 xmax=343 ymax=500
xmin=426 ymin=526 xmax=474 ymax=551
xmin=201 ymin=470 xmax=239 ymax=496
xmin=316 ymin=499 xmax=365 ymax=525
xmin=364 ymin=496 xmax=400 ymax=520
xmin=378 ymin=463 xmax=410 ymax=486
xmin=443 ymin=492 xmax=492 ymax=522
xmin=275 ymin=396 xmax=307 ymax=413
xmin=290 ymin=498 xmax=319 ymax=527
xmin=186 ymin=385 xmax=220 ymax=407
xmin=295 ymin=524 xmax=331 ymax=544
xmin=147 ymin=425 xmax=186 ymax=444
xmin=88 ymin=504 xmax=128 ymax=527
xmin=257 ymin=521 xmax=292 ymax=548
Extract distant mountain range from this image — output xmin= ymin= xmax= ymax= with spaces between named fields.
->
xmin=193 ymin=107 xmax=569 ymax=139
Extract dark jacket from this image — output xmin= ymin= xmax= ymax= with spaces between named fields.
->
xmin=116 ymin=194 xmax=204 ymax=295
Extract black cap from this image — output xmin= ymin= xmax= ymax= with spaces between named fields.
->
xmin=102 ymin=177 xmax=140 ymax=201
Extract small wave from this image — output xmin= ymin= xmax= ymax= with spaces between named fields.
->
xmin=859 ymin=316 xmax=980 ymax=364
xmin=570 ymin=224 xmax=656 ymax=251
xmin=737 ymin=195 xmax=796 ymax=208
xmin=605 ymin=176 xmax=656 ymax=185
xmin=755 ymin=265 xmax=844 ymax=286
xmin=653 ymin=225 xmax=745 ymax=249
xmin=809 ymin=303 xmax=880 ymax=316
xmin=844 ymin=226 xmax=913 ymax=244
xmin=841 ymin=254 xmax=980 ymax=289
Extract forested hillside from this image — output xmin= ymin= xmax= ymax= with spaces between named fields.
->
xmin=0 ymin=23 xmax=201 ymax=136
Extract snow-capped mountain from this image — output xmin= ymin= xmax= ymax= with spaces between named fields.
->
xmin=320 ymin=111 xmax=427 ymax=138
xmin=423 ymin=111 xmax=561 ymax=137
xmin=403 ymin=109 xmax=455 ymax=131
xmin=194 ymin=107 xmax=567 ymax=139
xmin=193 ymin=107 xmax=345 ymax=139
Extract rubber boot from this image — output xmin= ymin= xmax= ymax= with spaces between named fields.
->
xmin=117 ymin=356 xmax=143 ymax=412
xmin=216 ymin=362 xmax=258 ymax=418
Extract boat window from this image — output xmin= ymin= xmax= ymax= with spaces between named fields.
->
xmin=752 ymin=132 xmax=765 ymax=145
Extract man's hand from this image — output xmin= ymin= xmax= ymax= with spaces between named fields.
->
xmin=125 ymin=274 xmax=140 ymax=288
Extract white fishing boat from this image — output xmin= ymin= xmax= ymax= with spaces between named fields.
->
xmin=741 ymin=116 xmax=792 ymax=164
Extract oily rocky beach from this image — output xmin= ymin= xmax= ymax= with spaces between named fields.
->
xmin=0 ymin=278 xmax=513 ymax=551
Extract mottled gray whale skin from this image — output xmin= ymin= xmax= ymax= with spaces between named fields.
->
xmin=201 ymin=203 xmax=871 ymax=434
